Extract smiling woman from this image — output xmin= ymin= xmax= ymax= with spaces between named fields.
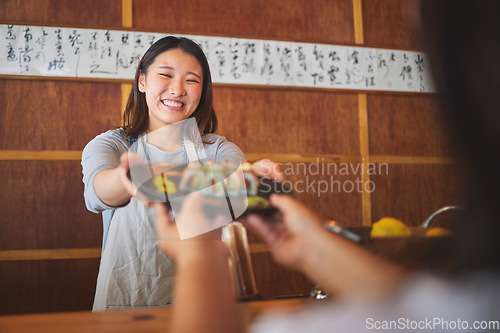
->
xmin=138 ymin=48 xmax=204 ymax=132
xmin=80 ymin=36 xmax=246 ymax=311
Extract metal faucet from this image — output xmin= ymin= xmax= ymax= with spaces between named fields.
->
xmin=421 ymin=205 xmax=467 ymax=228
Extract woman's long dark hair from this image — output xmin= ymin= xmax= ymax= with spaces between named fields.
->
xmin=122 ymin=36 xmax=218 ymax=137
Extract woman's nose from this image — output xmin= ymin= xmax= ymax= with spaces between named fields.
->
xmin=168 ymin=79 xmax=186 ymax=96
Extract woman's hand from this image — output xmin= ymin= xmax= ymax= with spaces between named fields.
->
xmin=93 ymin=152 xmax=148 ymax=207
xmin=117 ymin=152 xmax=145 ymax=198
xmin=251 ymin=159 xmax=284 ymax=182
xmin=244 ymin=194 xmax=324 ymax=271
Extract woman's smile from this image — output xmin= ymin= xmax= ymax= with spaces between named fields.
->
xmin=162 ymin=98 xmax=184 ymax=110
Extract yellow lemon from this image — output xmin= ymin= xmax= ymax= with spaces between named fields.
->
xmin=425 ymin=227 xmax=453 ymax=237
xmin=370 ymin=217 xmax=411 ymax=237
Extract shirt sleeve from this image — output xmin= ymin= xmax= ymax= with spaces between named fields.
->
xmin=81 ymin=129 xmax=130 ymax=213
xmin=209 ymin=135 xmax=246 ymax=164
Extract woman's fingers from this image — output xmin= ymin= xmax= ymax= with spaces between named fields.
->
xmin=119 ymin=152 xmax=155 ymax=202
xmin=251 ymin=159 xmax=284 ymax=182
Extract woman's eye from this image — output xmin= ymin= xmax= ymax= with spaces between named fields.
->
xmin=187 ymin=79 xmax=200 ymax=83
xmin=159 ymin=73 xmax=172 ymax=78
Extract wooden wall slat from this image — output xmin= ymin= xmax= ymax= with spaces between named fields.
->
xmin=0 ymin=248 xmax=101 ymax=261
xmin=0 ymin=0 xmax=122 ymax=27
xmin=353 ymin=0 xmax=364 ymax=44
xmin=133 ymin=0 xmax=354 ymax=44
xmin=0 ymin=161 xmax=102 ymax=250
xmin=0 ymin=259 xmax=100 ymax=315
xmin=214 ymin=87 xmax=360 ymax=155
xmin=0 ymin=150 xmax=82 ymax=160
xmin=0 ymin=80 xmax=122 ymax=150
xmin=362 ymin=0 xmax=423 ymax=50
xmin=0 ymin=245 xmax=270 ymax=262
xmin=250 ymin=253 xmax=314 ymax=298
xmin=274 ymin=163 xmax=363 ymax=226
xmin=370 ymin=164 xmax=466 ymax=226
xmin=367 ymin=94 xmax=453 ymax=157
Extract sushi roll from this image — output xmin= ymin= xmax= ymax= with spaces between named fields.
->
xmin=242 ymin=161 xmax=259 ymax=196
xmin=202 ymin=160 xmax=226 ymax=197
xmin=179 ymin=161 xmax=208 ymax=192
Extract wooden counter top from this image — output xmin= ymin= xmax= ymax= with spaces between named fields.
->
xmin=0 ymin=298 xmax=308 ymax=333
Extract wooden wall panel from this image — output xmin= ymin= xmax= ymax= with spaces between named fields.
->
xmin=250 ymin=253 xmax=314 ymax=298
xmin=286 ymin=163 xmax=363 ymax=225
xmin=362 ymin=0 xmax=423 ymax=50
xmin=214 ymin=87 xmax=360 ymax=155
xmin=367 ymin=94 xmax=453 ymax=156
xmin=0 ymin=161 xmax=102 ymax=250
xmin=134 ymin=0 xmax=354 ymax=44
xmin=0 ymin=80 xmax=121 ymax=150
xmin=370 ymin=164 xmax=466 ymax=226
xmin=0 ymin=259 xmax=100 ymax=315
xmin=0 ymin=0 xmax=122 ymax=27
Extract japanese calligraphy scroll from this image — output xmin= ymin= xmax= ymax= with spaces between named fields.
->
xmin=0 ymin=24 xmax=435 ymax=93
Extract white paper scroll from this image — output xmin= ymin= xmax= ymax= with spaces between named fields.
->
xmin=0 ymin=24 xmax=435 ymax=92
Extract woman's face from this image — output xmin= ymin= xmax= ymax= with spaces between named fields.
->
xmin=139 ymin=48 xmax=203 ymax=132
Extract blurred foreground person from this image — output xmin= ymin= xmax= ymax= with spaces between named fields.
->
xmin=154 ymin=1 xmax=500 ymax=332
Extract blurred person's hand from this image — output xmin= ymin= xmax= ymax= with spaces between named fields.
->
xmin=154 ymin=192 xmax=225 ymax=260
xmin=244 ymin=194 xmax=324 ymax=271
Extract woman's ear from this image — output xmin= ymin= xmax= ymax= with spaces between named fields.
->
xmin=138 ymin=71 xmax=146 ymax=93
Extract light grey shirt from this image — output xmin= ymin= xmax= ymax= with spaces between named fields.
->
xmin=81 ymin=128 xmax=245 ymax=310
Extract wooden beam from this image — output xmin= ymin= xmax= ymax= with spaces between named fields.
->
xmin=0 ymin=150 xmax=457 ymax=164
xmin=244 ymin=153 xmax=362 ymax=163
xmin=121 ymin=83 xmax=132 ymax=117
xmin=122 ymin=0 xmax=133 ymax=28
xmin=0 ymin=248 xmax=101 ymax=261
xmin=0 ymin=150 xmax=81 ymax=160
xmin=369 ymin=156 xmax=457 ymax=165
xmin=353 ymin=0 xmax=365 ymax=45
xmin=0 ymin=245 xmax=271 ymax=261
xmin=357 ymin=94 xmax=372 ymax=226
xmin=121 ymin=0 xmax=134 ymax=120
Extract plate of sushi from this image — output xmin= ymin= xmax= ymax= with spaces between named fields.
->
xmin=128 ymin=160 xmax=292 ymax=218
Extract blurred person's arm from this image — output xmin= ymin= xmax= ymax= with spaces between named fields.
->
xmin=154 ymin=195 xmax=241 ymax=333
xmin=245 ymin=194 xmax=410 ymax=300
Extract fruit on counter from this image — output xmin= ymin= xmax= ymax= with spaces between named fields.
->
xmin=370 ymin=217 xmax=412 ymax=237
xmin=425 ymin=227 xmax=453 ymax=237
